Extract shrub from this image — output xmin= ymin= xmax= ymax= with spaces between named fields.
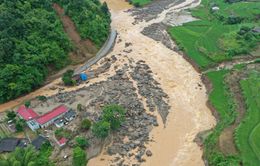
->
xmin=80 ymin=119 xmax=92 ymax=131
xmin=37 ymin=96 xmax=47 ymax=102
xmin=24 ymin=101 xmax=31 ymax=108
xmin=15 ymin=119 xmax=26 ymax=132
xmin=62 ymin=70 xmax=75 ymax=86
xmin=92 ymin=121 xmax=110 ymax=139
xmin=6 ymin=111 xmax=16 ymax=121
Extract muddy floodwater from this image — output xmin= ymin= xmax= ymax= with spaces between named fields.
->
xmin=89 ymin=0 xmax=216 ymax=166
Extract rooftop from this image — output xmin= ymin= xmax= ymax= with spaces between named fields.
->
xmin=0 ymin=138 xmax=20 ymax=152
xmin=17 ymin=105 xmax=39 ymax=121
xmin=36 ymin=105 xmax=68 ymax=125
xmin=31 ymin=136 xmax=47 ymax=150
xmin=58 ymin=137 xmax=67 ymax=146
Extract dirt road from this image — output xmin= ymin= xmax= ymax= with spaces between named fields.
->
xmin=89 ymin=0 xmax=215 ymax=166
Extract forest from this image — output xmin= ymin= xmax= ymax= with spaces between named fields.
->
xmin=0 ymin=0 xmax=111 ymax=103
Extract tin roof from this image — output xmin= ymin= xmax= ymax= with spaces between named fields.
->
xmin=17 ymin=105 xmax=39 ymax=121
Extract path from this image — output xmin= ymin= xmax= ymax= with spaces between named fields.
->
xmin=88 ymin=0 xmax=215 ymax=165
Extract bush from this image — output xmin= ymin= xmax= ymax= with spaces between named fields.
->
xmin=75 ymin=137 xmax=89 ymax=149
xmin=72 ymin=146 xmax=87 ymax=166
xmin=15 ymin=119 xmax=26 ymax=132
xmin=102 ymin=104 xmax=126 ymax=130
xmin=6 ymin=111 xmax=16 ymax=121
xmin=80 ymin=119 xmax=92 ymax=131
xmin=92 ymin=121 xmax=110 ymax=139
xmin=62 ymin=70 xmax=75 ymax=86
xmin=37 ymin=96 xmax=47 ymax=102
xmin=24 ymin=101 xmax=31 ymax=108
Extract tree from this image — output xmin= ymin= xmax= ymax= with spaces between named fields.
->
xmin=62 ymin=70 xmax=75 ymax=86
xmin=24 ymin=100 xmax=31 ymax=108
xmin=75 ymin=137 xmax=89 ymax=148
xmin=6 ymin=110 xmax=16 ymax=121
xmin=92 ymin=120 xmax=110 ymax=139
xmin=15 ymin=119 xmax=26 ymax=132
xmin=77 ymin=103 xmax=83 ymax=111
xmin=72 ymin=146 xmax=87 ymax=166
xmin=80 ymin=119 xmax=91 ymax=131
xmin=102 ymin=104 xmax=126 ymax=130
xmin=0 ymin=146 xmax=37 ymax=166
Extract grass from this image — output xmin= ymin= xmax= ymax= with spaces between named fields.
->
xmin=236 ymin=72 xmax=260 ymax=165
xmin=168 ymin=0 xmax=260 ymax=69
xmin=129 ymin=0 xmax=152 ymax=7
xmin=204 ymin=70 xmax=239 ymax=165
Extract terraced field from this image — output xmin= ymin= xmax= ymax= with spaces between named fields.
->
xmin=237 ymin=73 xmax=260 ymax=165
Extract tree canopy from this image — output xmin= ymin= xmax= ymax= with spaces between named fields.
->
xmin=0 ymin=0 xmax=111 ymax=103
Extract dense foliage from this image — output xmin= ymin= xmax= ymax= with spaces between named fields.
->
xmin=0 ymin=0 xmax=72 ymax=103
xmin=0 ymin=0 xmax=111 ymax=103
xmin=72 ymin=146 xmax=87 ymax=166
xmin=53 ymin=0 xmax=111 ymax=47
xmin=0 ymin=145 xmax=54 ymax=166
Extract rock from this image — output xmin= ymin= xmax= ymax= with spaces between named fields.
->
xmin=146 ymin=150 xmax=153 ymax=157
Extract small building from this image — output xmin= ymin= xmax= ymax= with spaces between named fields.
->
xmin=57 ymin=137 xmax=67 ymax=147
xmin=36 ymin=105 xmax=69 ymax=128
xmin=64 ymin=109 xmax=76 ymax=122
xmin=32 ymin=136 xmax=48 ymax=150
xmin=54 ymin=118 xmax=64 ymax=128
xmin=80 ymin=73 xmax=88 ymax=81
xmin=0 ymin=138 xmax=20 ymax=153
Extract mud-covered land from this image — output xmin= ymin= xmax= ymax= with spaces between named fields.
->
xmin=30 ymin=56 xmax=170 ymax=166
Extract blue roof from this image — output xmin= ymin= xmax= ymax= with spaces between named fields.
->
xmin=80 ymin=73 xmax=88 ymax=81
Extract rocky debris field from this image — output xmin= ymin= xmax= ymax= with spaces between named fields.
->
xmin=130 ymin=0 xmax=184 ymax=23
xmin=32 ymin=53 xmax=170 ymax=165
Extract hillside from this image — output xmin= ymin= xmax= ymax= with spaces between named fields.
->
xmin=0 ymin=0 xmax=111 ymax=104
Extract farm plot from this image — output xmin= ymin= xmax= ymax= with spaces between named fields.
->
xmin=236 ymin=73 xmax=260 ymax=165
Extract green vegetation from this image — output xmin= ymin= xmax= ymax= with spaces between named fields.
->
xmin=129 ymin=0 xmax=152 ymax=7
xmin=6 ymin=111 xmax=16 ymax=121
xmin=236 ymin=72 xmax=260 ymax=165
xmin=92 ymin=120 xmax=111 ymax=139
xmin=24 ymin=100 xmax=31 ymax=108
xmin=0 ymin=0 xmax=72 ymax=103
xmin=55 ymin=128 xmax=72 ymax=139
xmin=92 ymin=104 xmax=126 ymax=139
xmin=80 ymin=119 xmax=92 ymax=131
xmin=102 ymin=104 xmax=126 ymax=130
xmin=0 ymin=0 xmax=111 ymax=104
xmin=169 ymin=0 xmax=260 ymax=69
xmin=72 ymin=146 xmax=87 ymax=166
xmin=54 ymin=0 xmax=111 ymax=47
xmin=62 ymin=70 xmax=76 ymax=86
xmin=205 ymin=70 xmax=239 ymax=165
xmin=0 ymin=145 xmax=54 ymax=166
xmin=15 ymin=119 xmax=26 ymax=132
xmin=75 ymin=136 xmax=89 ymax=149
